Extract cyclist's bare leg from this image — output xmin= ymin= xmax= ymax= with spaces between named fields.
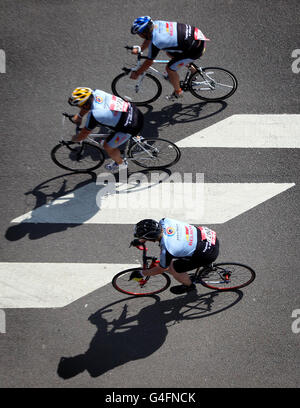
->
xmin=168 ymin=260 xmax=193 ymax=286
xmin=103 ymin=142 xmax=123 ymax=165
xmin=166 ymin=65 xmax=181 ymax=93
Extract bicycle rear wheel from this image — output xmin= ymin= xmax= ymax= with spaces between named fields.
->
xmin=199 ymin=263 xmax=255 ymax=291
xmin=51 ymin=141 xmax=105 ymax=172
xmin=111 ymin=72 xmax=162 ymax=106
xmin=189 ymin=67 xmax=237 ymax=101
xmin=112 ymin=268 xmax=171 ymax=296
xmin=128 ymin=138 xmax=181 ymax=169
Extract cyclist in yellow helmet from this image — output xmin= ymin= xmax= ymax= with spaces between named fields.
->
xmin=68 ymin=87 xmax=144 ymax=173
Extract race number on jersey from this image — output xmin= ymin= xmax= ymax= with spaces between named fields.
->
xmin=194 ymin=27 xmax=210 ymax=41
xmin=198 ymin=226 xmax=216 ymax=245
xmin=109 ymin=95 xmax=129 ymax=112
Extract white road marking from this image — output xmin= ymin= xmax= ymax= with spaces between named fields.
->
xmin=176 ymin=115 xmax=300 ymax=148
xmin=11 ymin=182 xmax=295 ymax=224
xmin=0 ymin=263 xmax=138 ymax=308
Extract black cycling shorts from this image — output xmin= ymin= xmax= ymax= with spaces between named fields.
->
xmin=86 ymin=103 xmax=144 ymax=137
xmin=172 ymin=236 xmax=219 ymax=273
xmin=167 ymin=40 xmax=205 ymax=70
xmin=115 ymin=104 xmax=144 ymax=136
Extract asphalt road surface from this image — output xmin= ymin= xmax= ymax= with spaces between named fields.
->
xmin=0 ymin=0 xmax=299 ymax=389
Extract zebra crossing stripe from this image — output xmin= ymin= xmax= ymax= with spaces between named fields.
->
xmin=10 ymin=182 xmax=295 ymax=225
xmin=0 ymin=263 xmax=138 ymax=308
xmin=176 ymin=115 xmax=300 ymax=148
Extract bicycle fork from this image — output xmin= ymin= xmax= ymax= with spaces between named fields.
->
xmin=138 ymin=258 xmax=160 ymax=287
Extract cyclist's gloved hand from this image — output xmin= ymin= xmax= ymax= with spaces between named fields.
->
xmin=132 ymin=45 xmax=141 ymax=54
xmin=129 ymin=270 xmax=145 ymax=281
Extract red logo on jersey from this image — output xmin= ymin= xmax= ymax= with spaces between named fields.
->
xmin=165 ymin=22 xmax=174 ymax=36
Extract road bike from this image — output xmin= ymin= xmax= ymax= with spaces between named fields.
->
xmin=51 ymin=113 xmax=181 ymax=172
xmin=112 ymin=241 xmax=256 ymax=296
xmin=111 ymin=46 xmax=238 ymax=106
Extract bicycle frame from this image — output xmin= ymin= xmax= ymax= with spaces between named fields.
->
xmin=131 ymin=241 xmax=158 ymax=269
xmin=61 ymin=113 xmax=159 ymax=163
xmin=114 ymin=46 xmax=238 ymax=104
xmin=61 ymin=114 xmax=110 ymax=144
xmin=124 ymin=49 xmax=198 ymax=92
xmin=129 ymin=241 xmax=160 ymax=287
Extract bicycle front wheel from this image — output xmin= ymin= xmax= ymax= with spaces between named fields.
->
xmin=51 ymin=141 xmax=105 ymax=172
xmin=199 ymin=263 xmax=255 ymax=291
xmin=128 ymin=138 xmax=181 ymax=169
xmin=111 ymin=72 xmax=162 ymax=106
xmin=189 ymin=67 xmax=238 ymax=101
xmin=112 ymin=268 xmax=171 ymax=296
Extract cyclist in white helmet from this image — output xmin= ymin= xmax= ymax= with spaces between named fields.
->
xmin=130 ymin=16 xmax=209 ymax=100
xmin=68 ymin=87 xmax=144 ymax=173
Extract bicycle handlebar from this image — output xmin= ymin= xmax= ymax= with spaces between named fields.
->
xmin=129 ymin=240 xmax=158 ymax=270
xmin=62 ymin=112 xmax=76 ymax=123
xmin=124 ymin=45 xmax=148 ymax=59
xmin=62 ymin=112 xmax=81 ymax=135
xmin=129 ymin=239 xmax=146 ymax=249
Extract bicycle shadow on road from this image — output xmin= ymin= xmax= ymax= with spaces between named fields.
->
xmin=57 ymin=289 xmax=243 ymax=380
xmin=5 ymin=168 xmax=172 ymax=241
xmin=140 ymin=101 xmax=227 ymax=140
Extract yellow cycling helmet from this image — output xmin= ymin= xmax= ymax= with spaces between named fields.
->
xmin=68 ymin=87 xmax=93 ymax=107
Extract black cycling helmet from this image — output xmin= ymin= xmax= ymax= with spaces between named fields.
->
xmin=134 ymin=219 xmax=162 ymax=240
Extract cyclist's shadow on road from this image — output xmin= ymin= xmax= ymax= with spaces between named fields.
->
xmin=57 ymin=289 xmax=242 ymax=380
xmin=5 ymin=168 xmax=171 ymax=241
xmin=140 ymin=101 xmax=227 ymax=140
xmin=5 ymin=172 xmax=98 ymax=241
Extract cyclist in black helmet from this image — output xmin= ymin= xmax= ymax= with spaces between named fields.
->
xmin=130 ymin=217 xmax=219 ymax=295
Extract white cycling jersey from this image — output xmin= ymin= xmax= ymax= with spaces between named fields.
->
xmin=159 ymin=218 xmax=217 ymax=268
xmin=86 ymin=90 xmax=129 ymax=130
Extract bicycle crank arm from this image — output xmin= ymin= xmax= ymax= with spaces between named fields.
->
xmin=206 ymin=280 xmax=231 ymax=284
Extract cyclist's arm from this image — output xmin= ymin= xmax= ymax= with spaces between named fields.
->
xmin=72 ymin=127 xmax=91 ymax=142
xmin=130 ymin=58 xmax=153 ymax=79
xmin=142 ymin=264 xmax=167 ymax=277
xmin=137 ymin=58 xmax=153 ymax=74
xmin=141 ymin=39 xmax=151 ymax=52
xmin=73 ymin=107 xmax=89 ymax=124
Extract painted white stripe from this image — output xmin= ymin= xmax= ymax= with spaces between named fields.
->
xmin=11 ymin=182 xmax=295 ymax=225
xmin=0 ymin=263 xmax=138 ymax=308
xmin=176 ymin=115 xmax=300 ymax=148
